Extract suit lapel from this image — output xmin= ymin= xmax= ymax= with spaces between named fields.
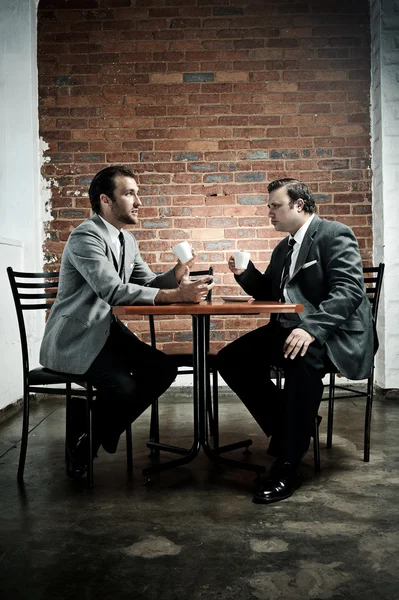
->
xmin=290 ymin=214 xmax=321 ymax=280
xmin=276 ymin=237 xmax=290 ymax=282
xmin=92 ymin=213 xmax=119 ymax=271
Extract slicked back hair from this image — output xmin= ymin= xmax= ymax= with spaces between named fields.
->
xmin=89 ymin=165 xmax=136 ymax=214
xmin=267 ymin=178 xmax=316 ymax=214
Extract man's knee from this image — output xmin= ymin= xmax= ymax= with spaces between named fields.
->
xmin=284 ymin=353 xmax=325 ymax=379
xmin=141 ymin=355 xmax=177 ymax=398
xmin=216 ymin=344 xmax=232 ymax=374
xmin=163 ymin=361 xmax=178 ymax=388
xmin=157 ymin=354 xmax=178 ymax=383
xmin=216 ymin=342 xmax=239 ymax=371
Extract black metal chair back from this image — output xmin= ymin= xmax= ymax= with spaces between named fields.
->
xmin=7 ymin=269 xmax=59 ymax=390
xmin=364 ymin=263 xmax=385 ymax=323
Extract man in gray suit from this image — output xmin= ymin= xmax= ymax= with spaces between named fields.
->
xmin=217 ymin=178 xmax=374 ymax=504
xmin=40 ymin=165 xmax=213 ymax=478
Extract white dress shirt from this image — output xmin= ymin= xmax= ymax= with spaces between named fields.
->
xmin=98 ymin=214 xmax=122 ymax=263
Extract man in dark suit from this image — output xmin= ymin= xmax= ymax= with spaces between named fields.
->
xmin=40 ymin=165 xmax=213 ymax=478
xmin=216 ymin=178 xmax=374 ymax=504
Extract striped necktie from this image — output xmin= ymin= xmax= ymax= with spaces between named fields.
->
xmin=279 ymin=238 xmax=296 ymax=302
xmin=118 ymin=231 xmax=125 ymax=283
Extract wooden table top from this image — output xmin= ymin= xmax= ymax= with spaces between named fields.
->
xmin=113 ymin=299 xmax=304 ymax=317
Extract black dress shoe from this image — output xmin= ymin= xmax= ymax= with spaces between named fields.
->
xmin=66 ymin=433 xmax=89 ymax=479
xmin=252 ymin=461 xmax=302 ymax=504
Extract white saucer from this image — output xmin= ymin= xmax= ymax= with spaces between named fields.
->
xmin=220 ymin=296 xmax=251 ymax=302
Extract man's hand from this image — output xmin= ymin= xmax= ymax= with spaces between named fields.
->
xmin=178 ymin=266 xmax=214 ymax=303
xmin=174 ymin=249 xmax=196 ymax=282
xmin=283 ymin=328 xmax=315 ymax=359
xmin=228 ymin=255 xmax=247 ymax=276
xmin=155 ymin=266 xmax=214 ymax=304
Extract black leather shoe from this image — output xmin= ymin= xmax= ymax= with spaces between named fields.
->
xmin=252 ymin=461 xmax=302 ymax=504
xmin=66 ymin=433 xmax=89 ymax=479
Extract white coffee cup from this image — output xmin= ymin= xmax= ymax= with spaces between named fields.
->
xmin=172 ymin=241 xmax=193 ymax=264
xmin=234 ymin=251 xmax=251 ymax=270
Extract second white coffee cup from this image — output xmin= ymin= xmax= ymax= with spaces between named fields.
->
xmin=234 ymin=251 xmax=251 ymax=270
xmin=172 ymin=241 xmax=193 ymax=263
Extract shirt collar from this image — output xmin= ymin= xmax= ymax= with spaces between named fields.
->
xmin=98 ymin=214 xmax=121 ymax=245
xmin=290 ymin=213 xmax=315 ymax=246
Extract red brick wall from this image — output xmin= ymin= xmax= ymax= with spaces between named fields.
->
xmin=38 ymin=0 xmax=372 ymax=350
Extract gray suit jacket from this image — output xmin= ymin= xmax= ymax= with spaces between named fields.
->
xmin=236 ymin=215 xmax=374 ymax=380
xmin=40 ymin=214 xmax=178 ymax=375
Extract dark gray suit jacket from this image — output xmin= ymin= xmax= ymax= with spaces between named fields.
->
xmin=236 ymin=215 xmax=374 ymax=380
xmin=40 ymin=214 xmax=178 ymax=375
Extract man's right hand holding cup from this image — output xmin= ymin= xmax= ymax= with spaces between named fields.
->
xmin=228 ymin=251 xmax=251 ymax=276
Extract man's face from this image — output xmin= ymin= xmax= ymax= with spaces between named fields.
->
xmin=101 ymin=175 xmax=141 ymax=227
xmin=267 ymin=186 xmax=304 ymax=235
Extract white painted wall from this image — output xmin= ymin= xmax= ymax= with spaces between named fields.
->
xmin=370 ymin=0 xmax=399 ymax=389
xmin=0 ymin=0 xmax=44 ymax=410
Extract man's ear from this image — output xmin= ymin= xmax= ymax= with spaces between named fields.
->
xmin=100 ymin=193 xmax=111 ymax=207
xmin=296 ymin=198 xmax=304 ymax=212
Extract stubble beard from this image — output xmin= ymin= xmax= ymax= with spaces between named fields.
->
xmin=111 ymin=205 xmax=137 ymax=226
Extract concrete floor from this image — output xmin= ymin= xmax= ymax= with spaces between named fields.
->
xmin=0 ymin=388 xmax=399 ymax=600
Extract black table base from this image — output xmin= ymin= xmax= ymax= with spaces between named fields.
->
xmin=144 ymin=315 xmax=266 ymax=481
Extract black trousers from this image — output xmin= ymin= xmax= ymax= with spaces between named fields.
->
xmin=84 ymin=317 xmax=177 ymax=452
xmin=216 ymin=320 xmax=330 ymax=466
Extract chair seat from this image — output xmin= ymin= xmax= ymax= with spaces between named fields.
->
xmin=163 ymin=343 xmax=193 ymax=356
xmin=28 ymin=367 xmax=88 ymax=386
xmin=163 ymin=346 xmax=217 ymax=368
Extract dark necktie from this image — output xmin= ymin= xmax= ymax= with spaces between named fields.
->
xmin=279 ymin=238 xmax=296 ymax=302
xmin=118 ymin=231 xmax=125 ymax=283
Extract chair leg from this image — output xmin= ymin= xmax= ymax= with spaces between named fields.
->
xmin=86 ymin=388 xmax=94 ymax=489
xmin=364 ymin=370 xmax=374 ymax=463
xmin=17 ymin=383 xmax=30 ymax=482
xmin=126 ymin=424 xmax=133 ymax=473
xmin=313 ymin=415 xmax=321 ymax=473
xmin=149 ymin=398 xmax=160 ymax=458
xmin=211 ymin=369 xmax=253 ymax=456
xmin=209 ymin=367 xmax=219 ymax=448
xmin=327 ymin=372 xmax=335 ymax=449
xmin=65 ymin=383 xmax=72 ymax=462
xmin=206 ymin=369 xmax=213 ymax=434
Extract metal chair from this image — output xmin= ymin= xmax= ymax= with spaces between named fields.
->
xmin=326 ymin=263 xmax=385 ymax=462
xmin=7 ymin=267 xmax=133 ymax=488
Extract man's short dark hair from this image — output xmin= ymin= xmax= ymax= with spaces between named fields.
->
xmin=89 ymin=165 xmax=136 ymax=214
xmin=267 ymin=178 xmax=316 ymax=214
